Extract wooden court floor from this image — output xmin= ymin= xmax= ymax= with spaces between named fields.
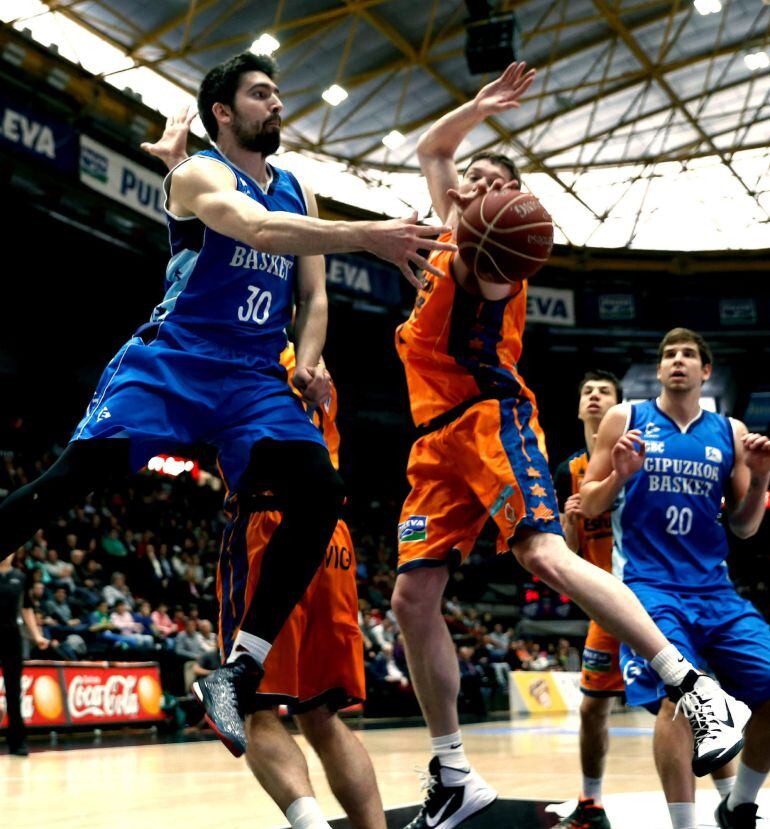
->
xmin=2 ymin=710 xmax=769 ymax=829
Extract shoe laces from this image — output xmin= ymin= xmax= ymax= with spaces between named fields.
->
xmin=673 ymin=690 xmax=717 ymax=745
xmin=415 ymin=765 xmax=439 ymax=803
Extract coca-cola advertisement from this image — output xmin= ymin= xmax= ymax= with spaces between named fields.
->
xmin=0 ymin=662 xmax=164 ymax=728
xmin=0 ymin=665 xmax=68 ymax=728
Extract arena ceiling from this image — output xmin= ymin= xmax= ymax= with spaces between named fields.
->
xmin=6 ymin=1 xmax=770 ymax=249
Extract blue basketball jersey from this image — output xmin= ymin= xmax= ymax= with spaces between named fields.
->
xmin=153 ymin=147 xmax=307 ymax=356
xmin=612 ymin=399 xmax=735 ymax=592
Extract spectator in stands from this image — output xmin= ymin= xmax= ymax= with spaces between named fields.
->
xmin=102 ymin=571 xmax=134 ymax=609
xmin=458 ymin=644 xmax=487 ymax=717
xmin=44 ymin=585 xmax=81 ymax=628
xmin=101 ymin=527 xmax=128 ymax=560
xmin=197 ymin=619 xmax=218 ymax=652
xmin=174 ymin=618 xmax=206 ymax=661
xmin=43 ymin=549 xmax=74 ymax=589
xmin=133 ymin=600 xmax=156 ymax=638
xmin=27 ymin=581 xmax=46 ymax=614
xmin=172 ymin=606 xmax=187 ymax=633
xmin=88 ymin=599 xmax=137 ymax=650
xmin=151 ymin=602 xmax=177 ymax=640
xmin=110 ymin=600 xmax=154 ymax=649
xmin=140 ymin=543 xmax=172 ymax=602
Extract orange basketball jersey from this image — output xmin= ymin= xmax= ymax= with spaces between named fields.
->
xmin=279 ymin=343 xmax=340 ymax=469
xmin=566 ymin=450 xmax=613 ymax=572
xmin=396 ymin=233 xmax=535 ymax=428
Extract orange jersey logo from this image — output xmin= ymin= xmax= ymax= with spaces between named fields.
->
xmin=395 ymin=233 xmax=534 ymax=427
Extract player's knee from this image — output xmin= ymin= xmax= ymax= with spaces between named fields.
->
xmin=392 ymin=571 xmax=444 ymax=626
xmin=296 ymin=706 xmax=337 ymax=748
xmin=580 ymin=695 xmax=610 ymax=725
xmin=514 ymin=544 xmax=562 ymax=587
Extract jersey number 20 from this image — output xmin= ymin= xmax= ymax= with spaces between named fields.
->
xmin=238 ymin=285 xmax=272 ymax=325
xmin=665 ymin=505 xmax=693 ymax=536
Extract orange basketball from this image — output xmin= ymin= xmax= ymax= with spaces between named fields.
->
xmin=33 ymin=674 xmax=63 ymax=721
xmin=457 ymin=189 xmax=554 ymax=283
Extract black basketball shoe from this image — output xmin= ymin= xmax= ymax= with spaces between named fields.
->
xmin=403 ymin=756 xmax=497 ymax=829
xmin=666 ymin=671 xmax=751 ymax=777
xmin=556 ymin=798 xmax=611 ymax=828
xmin=715 ymin=796 xmax=758 ymax=829
xmin=192 ymin=654 xmax=263 ymax=758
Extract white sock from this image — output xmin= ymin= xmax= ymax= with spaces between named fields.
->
xmin=285 ymin=797 xmax=331 ymax=829
xmin=667 ymin=802 xmax=696 ymax=829
xmin=650 ymin=645 xmax=692 ymax=687
xmin=431 ymin=731 xmax=470 ymax=772
xmin=226 ymin=630 xmax=271 ymax=665
xmin=727 ymin=761 xmax=767 ymax=810
xmin=714 ymin=775 xmax=736 ymax=799
xmin=582 ymin=775 xmax=603 ymax=803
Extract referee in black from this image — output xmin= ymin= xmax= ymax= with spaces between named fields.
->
xmin=0 ymin=555 xmax=49 ymax=755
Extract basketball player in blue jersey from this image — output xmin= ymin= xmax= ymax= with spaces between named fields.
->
xmin=582 ymin=328 xmax=770 ymax=829
xmin=0 ymin=51 xmax=455 ymax=757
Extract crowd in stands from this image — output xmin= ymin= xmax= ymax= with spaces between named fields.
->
xmin=2 ymin=434 xmax=768 ymax=718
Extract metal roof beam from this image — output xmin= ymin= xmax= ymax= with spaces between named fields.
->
xmin=591 ymin=0 xmax=768 ymax=217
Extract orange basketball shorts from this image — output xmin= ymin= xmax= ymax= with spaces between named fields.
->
xmin=397 ymin=396 xmax=563 ymax=572
xmin=218 ymin=515 xmax=365 ymax=713
xmin=581 ymin=620 xmax=625 ymax=697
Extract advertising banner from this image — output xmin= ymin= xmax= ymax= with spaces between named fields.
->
xmin=0 ymin=661 xmax=164 ymax=728
xmin=326 ymin=254 xmax=402 ymax=306
xmin=509 ymin=670 xmax=582 ymax=716
xmin=79 ymin=134 xmax=166 ymax=223
xmin=527 ymin=286 xmax=575 ymax=327
xmin=0 ymin=93 xmax=78 ymax=173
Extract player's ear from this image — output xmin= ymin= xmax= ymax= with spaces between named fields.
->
xmin=702 ymin=362 xmax=713 ymax=382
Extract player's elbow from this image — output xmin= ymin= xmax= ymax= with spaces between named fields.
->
xmin=728 ymin=519 xmax=756 ymax=540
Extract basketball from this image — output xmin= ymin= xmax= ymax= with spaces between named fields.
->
xmin=457 ymin=189 xmax=554 ymax=283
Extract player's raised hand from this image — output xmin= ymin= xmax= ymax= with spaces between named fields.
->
xmin=366 ymin=211 xmax=457 ymax=287
xmin=474 ymin=61 xmax=537 ymax=118
xmin=141 ymin=104 xmax=196 ymax=169
xmin=742 ymin=432 xmax=770 ymax=475
xmin=447 ymin=178 xmax=501 ymax=212
xmin=293 ymin=364 xmax=331 ymax=408
xmin=611 ymin=429 xmax=645 ymax=480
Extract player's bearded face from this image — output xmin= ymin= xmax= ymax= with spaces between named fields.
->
xmin=231 ymin=107 xmax=281 ymax=155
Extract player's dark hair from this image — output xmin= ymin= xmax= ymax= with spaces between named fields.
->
xmin=465 ymin=152 xmax=520 ymax=186
xmin=198 ymin=52 xmax=278 ymax=141
xmin=578 ymin=369 xmax=623 ymax=403
xmin=657 ymin=327 xmax=713 ymax=367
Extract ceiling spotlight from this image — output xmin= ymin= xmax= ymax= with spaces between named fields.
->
xmin=322 ymin=84 xmax=348 ymax=106
xmin=744 ymin=51 xmax=770 ymax=71
xmin=382 ymin=130 xmax=406 ymax=150
xmin=250 ymin=33 xmax=280 ymax=55
xmin=693 ymin=0 xmax=721 ymax=14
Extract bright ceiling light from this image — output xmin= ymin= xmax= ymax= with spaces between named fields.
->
xmin=744 ymin=51 xmax=770 ymax=71
xmin=322 ymin=84 xmax=348 ymax=106
xmin=693 ymin=0 xmax=721 ymax=14
xmin=382 ymin=130 xmax=406 ymax=150
xmin=250 ymin=33 xmax=279 ymax=55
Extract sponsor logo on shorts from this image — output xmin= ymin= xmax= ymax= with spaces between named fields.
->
xmin=706 ymin=446 xmax=723 ymax=463
xmin=490 ymin=485 xmax=515 ymax=517
xmin=97 ymin=406 xmax=111 ymax=422
xmin=622 ymin=655 xmax=646 ymax=686
xmin=583 ymin=646 xmax=612 ymax=673
xmin=531 ymin=502 xmax=555 ymax=522
xmin=398 ymin=515 xmax=428 ymax=543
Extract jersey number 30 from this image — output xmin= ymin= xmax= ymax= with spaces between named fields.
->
xmin=238 ymin=285 xmax=272 ymax=325
xmin=665 ymin=505 xmax=693 ymax=536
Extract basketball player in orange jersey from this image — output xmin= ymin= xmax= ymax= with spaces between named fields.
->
xmin=144 ymin=119 xmax=384 ymax=829
xmin=553 ymin=370 xmax=625 ymax=829
xmin=389 ymin=61 xmax=749 ymax=829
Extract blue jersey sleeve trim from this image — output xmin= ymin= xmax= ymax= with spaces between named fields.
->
xmin=162 ymin=152 xmax=238 ymax=221
xmin=281 ymin=168 xmax=308 ymax=216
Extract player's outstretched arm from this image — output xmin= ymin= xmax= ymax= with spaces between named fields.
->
xmin=417 ymin=61 xmax=536 ymax=224
xmin=726 ymin=421 xmax=770 ymax=539
xmin=581 ymin=405 xmax=638 ymax=517
xmin=293 ymin=185 xmax=329 ymax=406
xmin=169 ymin=160 xmax=456 ymax=286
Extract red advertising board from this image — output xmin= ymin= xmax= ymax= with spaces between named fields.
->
xmin=0 ymin=661 xmax=164 ymax=728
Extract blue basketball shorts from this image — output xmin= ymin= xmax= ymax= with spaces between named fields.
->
xmin=71 ymin=322 xmax=325 ymax=491
xmin=620 ymin=581 xmax=770 ymax=712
